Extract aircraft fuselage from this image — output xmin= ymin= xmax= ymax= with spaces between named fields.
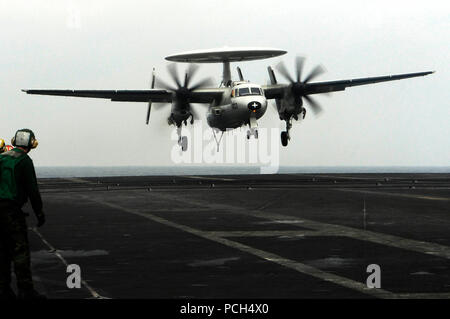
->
xmin=207 ymin=81 xmax=267 ymax=131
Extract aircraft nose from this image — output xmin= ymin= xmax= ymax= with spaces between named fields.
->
xmin=247 ymin=101 xmax=262 ymax=112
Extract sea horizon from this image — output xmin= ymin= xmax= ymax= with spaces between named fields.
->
xmin=35 ymin=165 xmax=450 ymax=178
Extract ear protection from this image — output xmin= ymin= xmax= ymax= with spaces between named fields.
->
xmin=0 ymin=139 xmax=5 ymax=153
xmin=11 ymin=129 xmax=39 ymax=149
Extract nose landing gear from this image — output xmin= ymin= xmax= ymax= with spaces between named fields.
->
xmin=247 ymin=128 xmax=258 ymax=139
xmin=247 ymin=114 xmax=259 ymax=139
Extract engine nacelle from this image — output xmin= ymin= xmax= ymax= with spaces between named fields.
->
xmin=278 ymin=95 xmax=303 ymax=121
xmin=169 ymin=102 xmax=193 ymax=126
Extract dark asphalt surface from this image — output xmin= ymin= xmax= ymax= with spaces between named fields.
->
xmin=18 ymin=173 xmax=450 ymax=299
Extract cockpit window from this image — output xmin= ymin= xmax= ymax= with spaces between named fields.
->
xmin=238 ymin=87 xmax=250 ymax=96
xmin=237 ymin=87 xmax=261 ymax=96
xmin=251 ymin=87 xmax=261 ymax=95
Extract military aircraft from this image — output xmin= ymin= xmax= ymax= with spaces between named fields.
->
xmin=23 ymin=47 xmax=433 ymax=151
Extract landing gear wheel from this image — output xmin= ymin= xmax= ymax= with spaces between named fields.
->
xmin=281 ymin=131 xmax=288 ymax=147
xmin=246 ymin=129 xmax=258 ymax=139
xmin=181 ymin=136 xmax=188 ymax=152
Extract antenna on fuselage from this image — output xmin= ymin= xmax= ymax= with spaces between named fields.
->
xmin=237 ymin=67 xmax=244 ymax=81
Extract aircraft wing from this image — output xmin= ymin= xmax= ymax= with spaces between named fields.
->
xmin=22 ymin=88 xmax=225 ymax=103
xmin=263 ymin=71 xmax=434 ymax=99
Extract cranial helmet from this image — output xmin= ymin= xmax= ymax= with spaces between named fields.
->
xmin=11 ymin=129 xmax=38 ymax=149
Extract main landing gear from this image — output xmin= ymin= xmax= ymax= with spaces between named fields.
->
xmin=281 ymin=116 xmax=293 ymax=147
xmin=280 ymin=108 xmax=306 ymax=147
xmin=170 ymin=113 xmax=195 ymax=152
xmin=177 ymin=126 xmax=188 ymax=152
xmin=281 ymin=131 xmax=289 ymax=147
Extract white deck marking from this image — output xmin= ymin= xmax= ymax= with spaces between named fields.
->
xmin=79 ymin=193 xmax=450 ymax=299
xmin=80 ymin=195 xmax=395 ymax=298
xmin=148 ymin=192 xmax=450 ymax=260
xmin=395 ymin=292 xmax=450 ymax=299
xmin=334 ymin=188 xmax=450 ymax=201
xmin=206 ymin=230 xmax=323 ymax=237
xmin=30 ymin=228 xmax=108 ymax=299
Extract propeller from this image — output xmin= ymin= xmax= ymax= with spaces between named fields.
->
xmin=275 ymin=56 xmax=326 ymax=115
xmin=148 ymin=63 xmax=214 ymax=125
xmin=145 ymin=68 xmax=156 ymax=125
xmin=156 ymin=63 xmax=214 ymax=93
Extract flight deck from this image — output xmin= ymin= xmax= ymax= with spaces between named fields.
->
xmin=22 ymin=173 xmax=450 ymax=299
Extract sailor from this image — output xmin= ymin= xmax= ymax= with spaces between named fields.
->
xmin=0 ymin=129 xmax=46 ymax=299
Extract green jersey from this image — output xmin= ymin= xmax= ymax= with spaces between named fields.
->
xmin=0 ymin=148 xmax=43 ymax=214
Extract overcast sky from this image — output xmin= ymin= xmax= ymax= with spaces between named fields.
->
xmin=0 ymin=0 xmax=448 ymax=168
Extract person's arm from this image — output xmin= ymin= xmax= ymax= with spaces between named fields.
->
xmin=23 ymin=157 xmax=44 ymax=218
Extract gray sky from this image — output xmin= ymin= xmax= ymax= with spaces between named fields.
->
xmin=0 ymin=0 xmax=448 ymax=167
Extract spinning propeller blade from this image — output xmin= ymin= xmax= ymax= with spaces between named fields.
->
xmin=146 ymin=68 xmax=156 ymax=125
xmin=275 ymin=56 xmax=327 ymax=116
xmin=146 ymin=63 xmax=213 ymax=126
